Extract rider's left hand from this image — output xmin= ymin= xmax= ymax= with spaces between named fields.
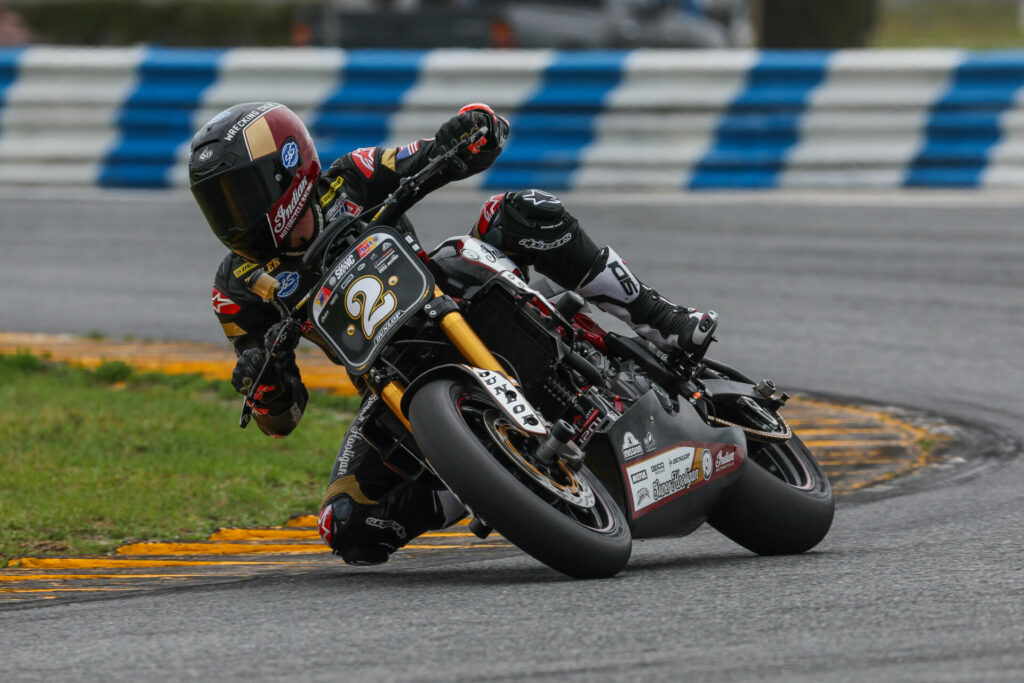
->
xmin=434 ymin=104 xmax=509 ymax=175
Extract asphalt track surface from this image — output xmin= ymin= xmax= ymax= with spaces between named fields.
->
xmin=1 ymin=189 xmax=1022 ymax=681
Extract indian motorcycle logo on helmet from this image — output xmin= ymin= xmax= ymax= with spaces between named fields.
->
xmin=269 ymin=168 xmax=317 ymax=245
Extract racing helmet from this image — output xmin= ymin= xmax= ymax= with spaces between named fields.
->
xmin=189 ymin=102 xmax=321 ymax=263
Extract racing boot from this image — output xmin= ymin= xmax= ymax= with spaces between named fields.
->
xmin=317 ymin=494 xmax=392 ymax=566
xmin=318 ymin=489 xmax=465 ymax=566
xmin=575 ymin=246 xmax=719 ymax=359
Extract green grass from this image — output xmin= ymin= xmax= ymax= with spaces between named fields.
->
xmin=873 ymin=0 xmax=1024 ymax=49
xmin=0 ymin=353 xmax=360 ymax=566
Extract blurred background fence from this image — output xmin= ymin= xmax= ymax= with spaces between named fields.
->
xmin=4 ymin=46 xmax=1024 ymax=190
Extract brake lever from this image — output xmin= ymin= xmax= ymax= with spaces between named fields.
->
xmin=250 ymin=126 xmax=491 ymax=426
xmin=238 ymin=269 xmax=300 ymax=428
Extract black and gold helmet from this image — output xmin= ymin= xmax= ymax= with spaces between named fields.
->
xmin=189 ymin=102 xmax=321 ymax=263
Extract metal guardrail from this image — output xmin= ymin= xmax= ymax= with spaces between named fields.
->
xmin=3 ymin=46 xmax=1024 ymax=189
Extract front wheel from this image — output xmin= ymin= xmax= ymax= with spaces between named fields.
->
xmin=708 ymin=433 xmax=834 ymax=555
xmin=408 ymin=378 xmax=632 ymax=578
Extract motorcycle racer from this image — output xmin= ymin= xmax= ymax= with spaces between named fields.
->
xmin=188 ymin=101 xmax=718 ymax=565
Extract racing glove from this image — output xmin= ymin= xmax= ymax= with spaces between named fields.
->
xmin=434 ymin=103 xmax=509 ymax=177
xmin=231 ymin=347 xmax=286 ymax=404
xmin=232 ymin=346 xmax=308 ymax=437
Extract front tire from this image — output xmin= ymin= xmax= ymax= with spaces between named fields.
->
xmin=709 ymin=434 xmax=834 ymax=555
xmin=408 ymin=379 xmax=632 ymax=578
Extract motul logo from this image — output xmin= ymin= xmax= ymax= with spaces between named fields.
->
xmin=271 ymin=174 xmax=313 ymax=244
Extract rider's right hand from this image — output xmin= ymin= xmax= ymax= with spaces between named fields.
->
xmin=675 ymin=309 xmax=719 ymax=359
xmin=231 ymin=348 xmax=285 ymax=404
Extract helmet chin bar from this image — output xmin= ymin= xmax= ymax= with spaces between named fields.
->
xmin=280 ymin=201 xmax=323 ymax=258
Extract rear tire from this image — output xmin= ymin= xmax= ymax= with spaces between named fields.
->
xmin=409 ymin=378 xmax=632 ymax=578
xmin=709 ymin=434 xmax=834 ymax=555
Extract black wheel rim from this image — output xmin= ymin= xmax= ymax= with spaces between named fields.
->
xmin=750 ymin=440 xmax=815 ymax=490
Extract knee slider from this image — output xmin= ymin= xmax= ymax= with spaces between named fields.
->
xmin=317 ymin=494 xmax=409 ymax=561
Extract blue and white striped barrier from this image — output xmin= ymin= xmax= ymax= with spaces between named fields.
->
xmin=3 ymin=46 xmax=1024 ymax=190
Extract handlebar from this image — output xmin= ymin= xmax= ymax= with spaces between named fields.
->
xmin=301 ymin=127 xmax=487 ymax=272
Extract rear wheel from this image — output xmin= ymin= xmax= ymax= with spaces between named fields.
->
xmin=709 ymin=433 xmax=834 ymax=555
xmin=408 ymin=378 xmax=632 ymax=578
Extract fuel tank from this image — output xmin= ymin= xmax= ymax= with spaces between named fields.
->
xmin=427 ymin=235 xmax=525 ymax=296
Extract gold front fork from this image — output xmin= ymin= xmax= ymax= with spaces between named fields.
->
xmin=373 ymin=286 xmax=510 ymax=429
xmin=430 ymin=286 xmax=507 ymax=375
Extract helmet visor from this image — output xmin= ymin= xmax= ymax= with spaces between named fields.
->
xmin=191 ymin=156 xmax=288 ymax=262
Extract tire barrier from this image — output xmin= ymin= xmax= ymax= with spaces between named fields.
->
xmin=3 ymin=46 xmax=1024 ymax=189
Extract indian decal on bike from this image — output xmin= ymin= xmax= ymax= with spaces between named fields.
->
xmin=623 ymin=442 xmax=744 ymax=517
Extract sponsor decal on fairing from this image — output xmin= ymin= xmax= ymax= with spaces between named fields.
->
xmin=621 ymin=431 xmax=643 ymax=460
xmin=357 ymin=235 xmax=379 ymax=258
xmin=623 ymin=443 xmax=743 ymax=517
xmin=643 ymin=432 xmax=656 ymax=452
xmin=701 ymin=448 xmax=713 ymax=482
xmin=625 ymin=446 xmax=696 ymax=514
xmin=715 ymin=449 xmax=736 ymax=472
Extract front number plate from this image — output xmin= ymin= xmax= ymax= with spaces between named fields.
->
xmin=311 ymin=228 xmax=433 ymax=374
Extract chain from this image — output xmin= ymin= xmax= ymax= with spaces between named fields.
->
xmin=706 ymin=412 xmax=793 ymax=443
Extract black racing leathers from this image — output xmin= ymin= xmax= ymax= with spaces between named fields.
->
xmin=210 ymin=122 xmax=706 ymax=562
xmin=211 ymin=136 xmax=486 ymax=437
xmin=210 ymin=130 xmax=511 ymax=560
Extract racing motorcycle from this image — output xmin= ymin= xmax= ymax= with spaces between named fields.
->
xmin=239 ymin=132 xmax=834 ymax=579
